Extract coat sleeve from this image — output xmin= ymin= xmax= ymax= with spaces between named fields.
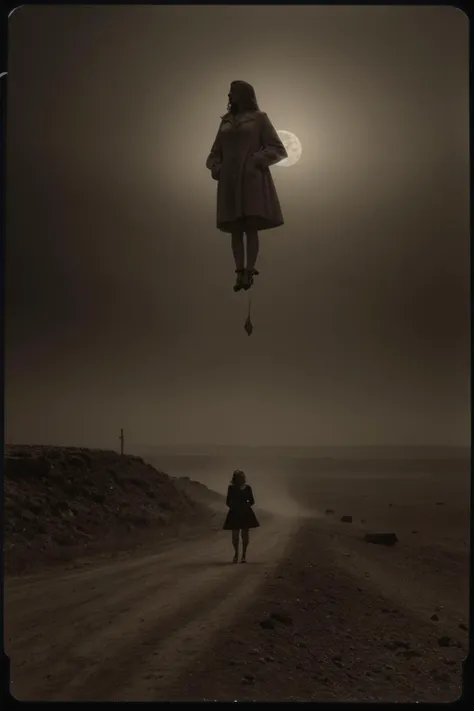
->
xmin=253 ymin=113 xmax=287 ymax=168
xmin=206 ymin=123 xmax=223 ymax=171
xmin=247 ymin=486 xmax=255 ymax=507
xmin=226 ymin=485 xmax=233 ymax=508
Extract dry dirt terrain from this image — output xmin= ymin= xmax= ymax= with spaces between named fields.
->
xmin=167 ymin=518 xmax=468 ymax=703
xmin=5 ymin=515 xmax=296 ymax=701
xmin=3 ymin=448 xmax=471 ymax=702
xmin=4 ymin=445 xmax=217 ymax=574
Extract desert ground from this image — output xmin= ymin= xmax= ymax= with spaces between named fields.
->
xmin=4 ymin=446 xmax=470 ymax=701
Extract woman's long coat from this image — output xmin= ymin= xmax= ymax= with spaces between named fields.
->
xmin=206 ymin=111 xmax=287 ymax=233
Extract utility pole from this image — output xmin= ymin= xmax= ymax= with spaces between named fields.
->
xmin=119 ymin=428 xmax=124 ymax=456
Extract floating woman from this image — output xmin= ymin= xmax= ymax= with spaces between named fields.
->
xmin=206 ymin=81 xmax=287 ymax=292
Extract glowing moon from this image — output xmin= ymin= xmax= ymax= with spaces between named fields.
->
xmin=276 ymin=130 xmax=302 ymax=167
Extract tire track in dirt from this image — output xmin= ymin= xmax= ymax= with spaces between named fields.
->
xmin=6 ymin=551 xmax=193 ymax=636
xmin=6 ymin=516 xmax=299 ymax=701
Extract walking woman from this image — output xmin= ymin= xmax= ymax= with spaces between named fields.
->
xmin=206 ymin=80 xmax=287 ymax=292
xmin=223 ymin=469 xmax=259 ymax=563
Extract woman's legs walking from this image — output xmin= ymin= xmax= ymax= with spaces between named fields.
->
xmin=232 ymin=529 xmax=239 ymax=562
xmin=241 ymin=528 xmax=249 ymax=562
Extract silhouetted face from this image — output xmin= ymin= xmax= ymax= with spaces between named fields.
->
xmin=228 ymin=81 xmax=256 ymax=114
xmin=228 ymin=84 xmax=243 ymax=108
xmin=228 ymin=86 xmax=239 ymax=113
xmin=233 ymin=471 xmax=246 ymax=486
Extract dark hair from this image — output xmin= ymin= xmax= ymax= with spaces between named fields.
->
xmin=231 ymin=469 xmax=246 ymax=485
xmin=226 ymin=80 xmax=260 ymax=115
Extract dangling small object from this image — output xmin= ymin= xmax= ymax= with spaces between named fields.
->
xmin=244 ymin=295 xmax=254 ymax=335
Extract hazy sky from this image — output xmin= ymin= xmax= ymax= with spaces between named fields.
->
xmin=5 ymin=5 xmax=469 ymax=448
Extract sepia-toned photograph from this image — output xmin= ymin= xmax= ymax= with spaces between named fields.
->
xmin=4 ymin=4 xmax=470 ymax=702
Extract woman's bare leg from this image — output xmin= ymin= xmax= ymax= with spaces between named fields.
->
xmin=241 ymin=529 xmax=249 ymax=562
xmin=232 ymin=530 xmax=239 ymax=562
xmin=245 ymin=229 xmax=260 ymax=272
xmin=231 ymin=230 xmax=245 ymax=271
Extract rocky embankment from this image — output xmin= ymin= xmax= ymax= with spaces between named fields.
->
xmin=4 ymin=445 xmax=216 ymax=573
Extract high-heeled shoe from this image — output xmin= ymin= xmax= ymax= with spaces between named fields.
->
xmin=242 ymin=268 xmax=259 ymax=290
xmin=233 ymin=269 xmax=245 ymax=292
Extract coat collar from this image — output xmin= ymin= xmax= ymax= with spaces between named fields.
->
xmin=222 ymin=110 xmax=260 ymax=127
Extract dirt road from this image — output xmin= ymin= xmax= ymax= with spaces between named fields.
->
xmin=164 ymin=518 xmax=468 ymax=703
xmin=5 ymin=515 xmax=298 ymax=701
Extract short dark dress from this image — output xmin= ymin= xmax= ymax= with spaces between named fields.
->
xmin=223 ymin=484 xmax=260 ymax=530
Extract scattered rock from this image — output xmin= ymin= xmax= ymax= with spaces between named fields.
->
xmin=438 ymin=636 xmax=452 ymax=648
xmin=431 ymin=614 xmax=439 ymax=621
xmin=270 ymin=611 xmax=293 ymax=626
xmin=28 ymin=500 xmax=44 ymax=515
xmin=20 ymin=509 xmax=37 ymax=522
xmin=264 ymin=655 xmax=275 ymax=662
xmin=430 ymin=668 xmax=451 ymax=682
xmin=384 ymin=640 xmax=410 ymax=651
xmin=399 ymin=649 xmax=423 ymax=658
xmin=341 ymin=515 xmax=352 ymax=523
xmin=364 ymin=532 xmax=398 ymax=547
xmin=260 ymin=617 xmax=276 ymax=630
xmin=5 ymin=455 xmax=51 ymax=480
xmin=242 ymin=673 xmax=255 ymax=685
xmin=459 ymin=623 xmax=468 ymax=632
xmin=314 ymin=675 xmax=329 ymax=683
